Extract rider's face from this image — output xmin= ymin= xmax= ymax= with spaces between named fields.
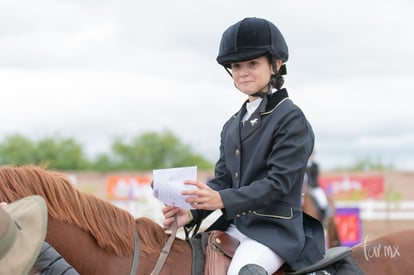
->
xmin=230 ymin=56 xmax=273 ymax=99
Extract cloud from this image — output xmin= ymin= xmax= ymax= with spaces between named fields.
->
xmin=0 ymin=0 xmax=413 ymax=171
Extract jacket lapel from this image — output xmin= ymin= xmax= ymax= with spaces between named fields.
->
xmin=230 ymin=89 xmax=289 ymax=143
xmin=240 ymin=96 xmax=267 ymax=141
xmin=228 ymin=112 xmax=242 ymax=149
xmin=240 ymin=112 xmax=261 ymax=141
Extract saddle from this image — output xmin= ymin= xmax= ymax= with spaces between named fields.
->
xmin=190 ymin=230 xmax=356 ymax=275
xmin=204 ymin=230 xmax=240 ymax=275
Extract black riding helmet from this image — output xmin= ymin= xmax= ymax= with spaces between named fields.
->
xmin=216 ymin=17 xmax=288 ymax=92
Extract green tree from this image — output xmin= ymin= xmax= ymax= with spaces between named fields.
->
xmin=34 ymin=136 xmax=90 ymax=170
xmin=110 ymin=130 xmax=213 ymax=171
xmin=0 ymin=131 xmax=213 ymax=171
xmin=0 ymin=134 xmax=90 ymax=170
xmin=91 ymin=153 xmax=118 ymax=172
xmin=0 ymin=134 xmax=36 ymax=165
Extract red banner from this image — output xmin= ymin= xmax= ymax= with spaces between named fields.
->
xmin=319 ymin=175 xmax=384 ymax=200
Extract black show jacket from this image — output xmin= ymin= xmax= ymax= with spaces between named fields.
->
xmin=189 ymin=88 xmax=325 ymax=271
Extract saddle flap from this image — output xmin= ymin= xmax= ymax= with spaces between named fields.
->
xmin=286 ymin=246 xmax=352 ymax=275
xmin=209 ymin=230 xmax=240 ymax=258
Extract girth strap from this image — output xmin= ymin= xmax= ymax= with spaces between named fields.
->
xmin=130 ymin=229 xmax=140 ymax=275
xmin=151 ymin=215 xmax=178 ymax=275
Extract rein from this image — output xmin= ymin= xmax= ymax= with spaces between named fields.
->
xmin=151 ymin=215 xmax=178 ymax=275
xmin=130 ymin=229 xmax=139 ymax=275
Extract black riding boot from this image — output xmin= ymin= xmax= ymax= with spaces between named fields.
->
xmin=238 ymin=264 xmax=268 ymax=275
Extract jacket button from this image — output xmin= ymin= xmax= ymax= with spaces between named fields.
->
xmin=236 ymin=214 xmax=241 ymax=218
xmin=234 ymin=172 xmax=239 ymax=179
xmin=235 ymin=149 xmax=240 ymax=156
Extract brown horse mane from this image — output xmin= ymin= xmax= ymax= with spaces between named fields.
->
xmin=0 ymin=165 xmax=168 ymax=257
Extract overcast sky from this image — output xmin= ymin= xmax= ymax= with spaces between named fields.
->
xmin=1 ymin=0 xmax=413 ymax=171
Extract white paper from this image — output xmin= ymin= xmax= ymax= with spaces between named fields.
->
xmin=152 ymin=166 xmax=197 ymax=209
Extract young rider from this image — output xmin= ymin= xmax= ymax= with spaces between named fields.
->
xmin=162 ymin=17 xmax=326 ymax=275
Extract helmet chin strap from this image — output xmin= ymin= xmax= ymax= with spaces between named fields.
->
xmin=224 ymin=66 xmax=233 ymax=77
xmin=250 ymin=80 xmax=274 ymax=98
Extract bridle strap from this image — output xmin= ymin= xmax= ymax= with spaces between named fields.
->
xmin=151 ymin=215 xmax=178 ymax=275
xmin=130 ymin=229 xmax=140 ymax=275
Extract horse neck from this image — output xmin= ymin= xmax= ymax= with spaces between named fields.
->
xmin=46 ymin=216 xmax=193 ymax=275
xmin=46 ymin=217 xmax=134 ymax=274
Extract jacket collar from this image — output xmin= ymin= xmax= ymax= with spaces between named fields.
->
xmin=230 ymin=88 xmax=289 ymax=143
xmin=259 ymin=88 xmax=289 ymax=115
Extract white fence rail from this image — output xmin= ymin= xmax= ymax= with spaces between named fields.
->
xmin=335 ymin=200 xmax=414 ymax=220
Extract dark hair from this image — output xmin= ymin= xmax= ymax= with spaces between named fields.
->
xmin=266 ymin=54 xmax=285 ymax=90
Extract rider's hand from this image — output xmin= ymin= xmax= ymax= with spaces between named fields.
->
xmin=182 ymin=180 xmax=224 ymax=210
xmin=162 ymin=205 xmax=191 ymax=229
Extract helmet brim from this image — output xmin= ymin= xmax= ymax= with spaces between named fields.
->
xmin=216 ymin=49 xmax=268 ymax=67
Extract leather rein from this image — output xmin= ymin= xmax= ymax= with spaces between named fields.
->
xmin=151 ymin=215 xmax=179 ymax=275
xmin=130 ymin=229 xmax=140 ymax=275
xmin=129 ymin=215 xmax=178 ymax=275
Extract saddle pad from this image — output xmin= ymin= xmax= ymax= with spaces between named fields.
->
xmin=287 ymin=246 xmax=352 ymax=275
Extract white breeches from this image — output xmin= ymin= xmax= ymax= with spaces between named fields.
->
xmin=226 ymin=224 xmax=285 ymax=275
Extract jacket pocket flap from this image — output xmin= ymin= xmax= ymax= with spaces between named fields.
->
xmin=253 ymin=203 xmax=293 ymax=219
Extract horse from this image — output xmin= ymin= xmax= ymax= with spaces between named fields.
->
xmin=302 ymin=190 xmax=341 ymax=248
xmin=1 ymin=165 xmax=413 ymax=275
xmin=0 ymin=165 xmax=191 ymax=274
